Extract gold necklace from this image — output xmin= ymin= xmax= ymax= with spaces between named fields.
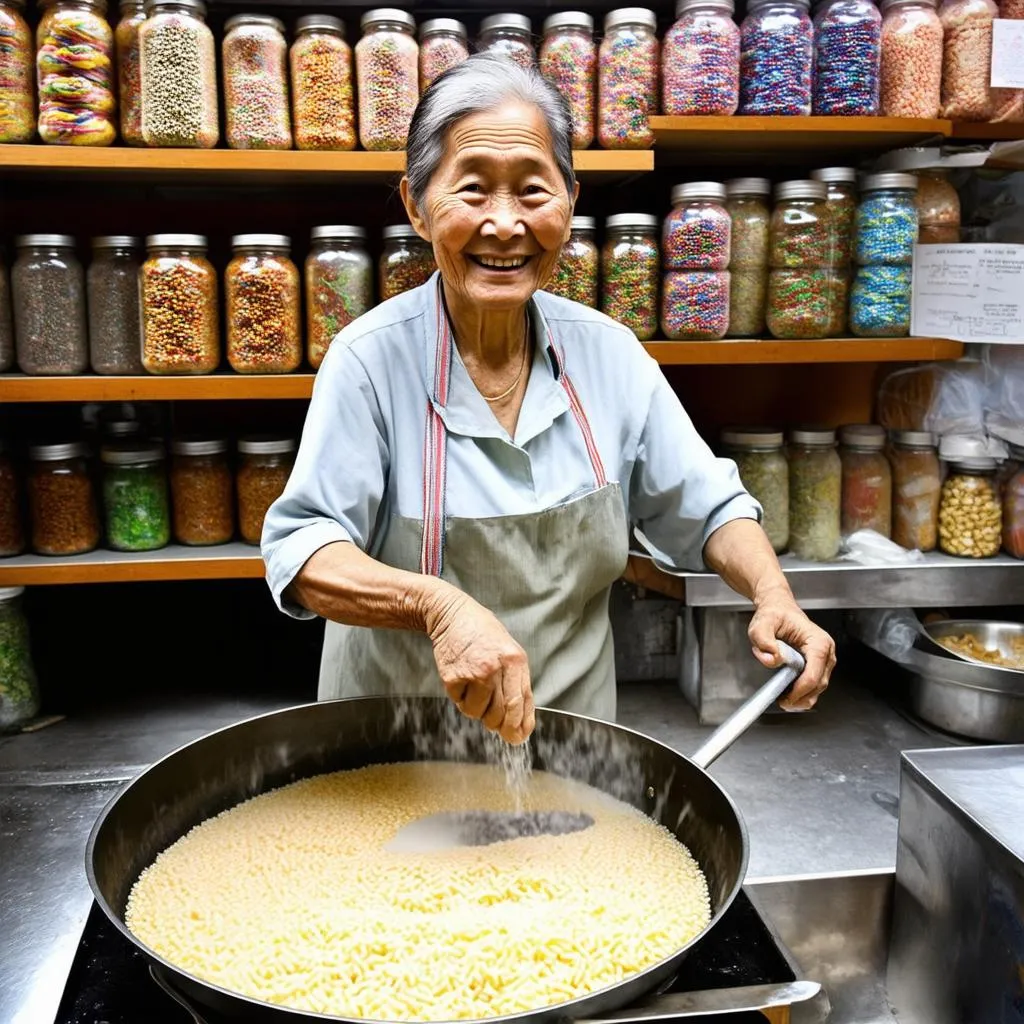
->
xmin=480 ymin=326 xmax=529 ymax=404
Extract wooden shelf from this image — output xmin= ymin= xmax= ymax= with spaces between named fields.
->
xmin=947 ymin=121 xmax=1024 ymax=142
xmin=644 ymin=337 xmax=965 ymax=365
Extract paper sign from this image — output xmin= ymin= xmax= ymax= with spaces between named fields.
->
xmin=992 ymin=20 xmax=1024 ymax=89
xmin=910 ymin=244 xmax=1024 ymax=343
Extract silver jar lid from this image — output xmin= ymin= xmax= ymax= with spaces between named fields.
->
xmin=789 ymin=426 xmax=836 ymax=446
xmin=880 ymin=0 xmax=936 ymax=11
xmin=891 ymin=429 xmax=936 ymax=448
xmin=677 ymin=0 xmax=734 ymax=15
xmin=420 ymin=17 xmax=467 ymax=38
xmin=231 ymin=233 xmax=291 ymax=250
xmin=749 ymin=0 xmax=810 ymax=8
xmin=104 ymin=420 xmax=142 ymax=438
xmin=146 ymin=233 xmax=207 ymax=249
xmin=861 ymin=172 xmax=919 ymax=191
xmin=0 ymin=586 xmax=25 ymax=601
xmin=311 ymin=225 xmax=366 ymax=242
xmin=382 ymin=224 xmax=422 ymax=240
xmin=543 ymin=11 xmax=594 ymax=32
xmin=570 ymin=216 xmax=596 ymax=231
xmin=604 ymin=7 xmax=658 ymax=30
xmin=172 ymin=437 xmax=228 ymax=456
xmin=726 ymin=177 xmax=771 ymax=196
xmin=810 ymin=167 xmax=858 ymax=185
xmin=605 ymin=213 xmax=659 ymax=230
xmin=92 ymin=235 xmax=139 ymax=249
xmin=671 ymin=181 xmax=727 ymax=205
xmin=295 ymin=14 xmax=344 ymax=34
xmin=144 ymin=0 xmax=205 ymax=15
xmin=947 ymin=457 xmax=997 ymax=472
xmin=361 ymin=8 xmax=416 ymax=31
xmin=16 ymin=234 xmax=75 ymax=248
xmin=774 ymin=180 xmax=827 ymax=202
xmin=839 ymin=423 xmax=886 ymax=449
xmin=721 ymin=427 xmax=784 ymax=448
xmin=225 ymin=13 xmax=284 ymax=32
xmin=238 ymin=435 xmax=296 ymax=455
xmin=480 ymin=12 xmax=532 ymax=33
xmin=28 ymin=441 xmax=89 ymax=461
xmin=101 ymin=442 xmax=165 ymax=465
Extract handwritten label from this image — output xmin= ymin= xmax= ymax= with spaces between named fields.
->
xmin=992 ymin=20 xmax=1024 ymax=88
xmin=910 ymin=244 xmax=1024 ymax=343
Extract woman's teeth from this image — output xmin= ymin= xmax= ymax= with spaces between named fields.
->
xmin=473 ymin=255 xmax=528 ymax=269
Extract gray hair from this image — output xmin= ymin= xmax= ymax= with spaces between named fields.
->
xmin=405 ymin=53 xmax=576 ymax=207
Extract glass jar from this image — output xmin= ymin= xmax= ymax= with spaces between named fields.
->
xmin=546 ymin=216 xmax=599 ymax=307
xmin=88 ymin=236 xmax=143 ymax=375
xmin=140 ymin=0 xmax=218 ymax=147
xmin=306 ymin=225 xmax=373 ymax=370
xmin=788 ymin=427 xmax=841 ymax=561
xmin=722 ymin=428 xmax=789 ymax=552
xmin=36 ymin=0 xmax=115 ymax=146
xmin=850 ymin=264 xmax=912 ymax=336
xmin=115 ymin=0 xmax=144 ymax=145
xmin=225 ymin=234 xmax=301 ymax=374
xmin=170 ymin=437 xmax=233 ymax=546
xmin=890 ymin=429 xmax=940 ymax=551
xmin=663 ymin=182 xmax=731 ymax=271
xmin=419 ymin=18 xmax=468 ymax=91
xmin=813 ymin=0 xmax=881 ymax=115
xmin=0 ymin=0 xmax=34 ymax=143
xmin=856 ymin=173 xmax=919 ymax=265
xmin=0 ymin=444 xmax=25 ymax=557
xmin=740 ymin=0 xmax=814 ymax=115
xmin=26 ymin=442 xmax=100 ymax=555
xmin=939 ymin=458 xmax=1002 ymax=558
xmin=141 ymin=234 xmax=220 ymax=375
xmin=914 ymin=169 xmax=961 ymax=244
xmin=379 ymin=226 xmax=436 ymax=300
xmin=223 ymin=14 xmax=292 ymax=150
xmin=0 ymin=258 xmax=14 ymax=372
xmin=540 ymin=12 xmax=595 ymax=149
xmin=237 ymin=436 xmax=295 ymax=545
xmin=356 ymin=8 xmax=418 ymax=152
xmin=661 ymin=270 xmax=730 ymax=340
xmin=1003 ymin=455 xmax=1024 ymax=559
xmin=879 ymin=0 xmax=942 ymax=118
xmin=939 ymin=0 xmax=997 ymax=121
xmin=725 ymin=177 xmax=771 ymax=337
xmin=12 ymin=235 xmax=88 ymax=376
xmin=662 ymin=0 xmax=740 ymax=116
xmin=810 ymin=166 xmax=858 ymax=267
xmin=823 ymin=267 xmax=850 ymax=336
xmin=839 ymin=424 xmax=891 ymax=538
xmin=478 ymin=13 xmax=535 ymax=67
xmin=601 ymin=213 xmax=660 ymax=341
xmin=0 ymin=587 xmax=39 ymax=731
xmin=101 ymin=442 xmax=170 ymax=552
xmin=598 ymin=8 xmax=659 ymax=150
xmin=290 ymin=15 xmax=355 ymax=151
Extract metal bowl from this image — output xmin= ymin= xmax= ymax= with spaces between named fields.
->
xmin=920 ymin=620 xmax=1024 ymax=673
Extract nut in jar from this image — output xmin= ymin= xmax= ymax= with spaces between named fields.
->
xmin=938 ymin=457 xmax=1002 ymax=558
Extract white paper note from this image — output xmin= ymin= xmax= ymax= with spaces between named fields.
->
xmin=991 ymin=20 xmax=1024 ymax=89
xmin=910 ymin=244 xmax=1024 ymax=343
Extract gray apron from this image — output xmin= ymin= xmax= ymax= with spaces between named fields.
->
xmin=318 ymin=283 xmax=629 ymax=721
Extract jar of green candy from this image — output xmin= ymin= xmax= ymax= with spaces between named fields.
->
xmin=101 ymin=442 xmax=170 ymax=551
xmin=0 ymin=587 xmax=39 ymax=731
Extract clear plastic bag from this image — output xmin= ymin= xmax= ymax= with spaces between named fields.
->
xmin=847 ymin=607 xmax=922 ymax=662
xmin=877 ymin=359 xmax=986 ymax=435
xmin=983 ymin=344 xmax=1024 ymax=448
xmin=840 ymin=528 xmax=926 ymax=564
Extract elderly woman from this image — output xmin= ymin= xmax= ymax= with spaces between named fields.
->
xmin=263 ymin=54 xmax=835 ymax=745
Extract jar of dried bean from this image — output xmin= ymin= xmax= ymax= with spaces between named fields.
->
xmin=478 ymin=13 xmax=535 ymax=67
xmin=540 ymin=12 xmax=595 ymax=149
xmin=142 ymin=234 xmax=219 ymax=375
xmin=356 ymin=9 xmax=418 ymax=152
xmin=27 ymin=442 xmax=100 ymax=555
xmin=890 ymin=429 xmax=940 ymax=551
xmin=0 ymin=0 xmax=34 ymax=143
xmin=598 ymin=8 xmax=658 ymax=150
xmin=224 ymin=15 xmax=292 ymax=151
xmin=139 ymin=0 xmax=219 ymax=148
xmin=601 ymin=213 xmax=659 ymax=341
xmin=380 ymin=226 xmax=437 ymax=301
xmin=726 ymin=177 xmax=770 ymax=337
xmin=101 ymin=442 xmax=169 ymax=552
xmin=788 ymin=426 xmax=841 ymax=561
xmin=813 ymin=0 xmax=881 ymax=115
xmin=237 ymin=436 xmax=295 ymax=545
xmin=306 ymin=225 xmax=372 ymax=370
xmin=1003 ymin=451 xmax=1024 ymax=558
xmin=939 ymin=0 xmax=997 ymax=121
xmin=879 ymin=0 xmax=942 ymax=118
xmin=810 ymin=166 xmax=858 ymax=266
xmin=12 ymin=235 xmax=88 ymax=376
xmin=740 ymin=0 xmax=814 ymax=115
xmin=0 ymin=444 xmax=25 ymax=557
xmin=546 ymin=217 xmax=598 ymax=307
xmin=914 ymin=169 xmax=960 ymax=244
xmin=0 ymin=587 xmax=39 ymax=731
xmin=662 ymin=0 xmax=740 ymax=116
xmin=115 ymin=0 xmax=145 ymax=144
xmin=721 ymin=427 xmax=789 ymax=552
xmin=839 ymin=423 xmax=891 ymax=538
xmin=88 ymin=236 xmax=143 ymax=375
xmin=170 ymin=437 xmax=233 ymax=546
xmin=0 ymin=259 xmax=13 ymax=372
xmin=36 ymin=0 xmax=115 ymax=146
xmin=419 ymin=18 xmax=468 ymax=92
xmin=226 ymin=234 xmax=301 ymax=375
xmin=290 ymin=15 xmax=355 ymax=151
xmin=939 ymin=458 xmax=1002 ymax=558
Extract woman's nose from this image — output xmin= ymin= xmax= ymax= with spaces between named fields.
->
xmin=481 ymin=197 xmax=526 ymax=239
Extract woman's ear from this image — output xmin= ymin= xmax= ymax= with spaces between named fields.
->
xmin=399 ymin=177 xmax=432 ymax=242
xmin=564 ymin=181 xmax=581 ymax=242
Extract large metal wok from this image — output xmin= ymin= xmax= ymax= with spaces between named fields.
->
xmin=86 ymin=643 xmax=806 ymax=1024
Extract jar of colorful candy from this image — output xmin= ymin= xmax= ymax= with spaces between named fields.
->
xmin=850 ymin=265 xmax=911 ymax=335
xmin=662 ymin=0 xmax=740 ymax=116
xmin=598 ymin=8 xmax=658 ymax=149
xmin=0 ymin=0 xmax=34 ymax=142
xmin=170 ymin=437 xmax=234 ymax=546
xmin=721 ymin=427 xmax=789 ymax=552
xmin=224 ymin=15 xmax=292 ymax=150
xmin=478 ymin=13 xmax=535 ymax=67
xmin=855 ymin=173 xmax=918 ymax=265
xmin=662 ymin=270 xmax=731 ymax=340
xmin=663 ymin=182 xmax=731 ymax=271
xmin=290 ymin=16 xmax=355 ymax=151
xmin=88 ymin=236 xmax=143 ymax=375
xmin=879 ymin=0 xmax=942 ymax=117
xmin=27 ymin=441 xmax=100 ymax=555
xmin=813 ymin=0 xmax=881 ymax=115
xmin=356 ymin=9 xmax=418 ymax=151
xmin=914 ymin=168 xmax=961 ymax=243
xmin=822 ymin=267 xmax=850 ymax=335
xmin=725 ymin=177 xmax=771 ymax=337
xmin=939 ymin=0 xmax=997 ymax=121
xmin=306 ymin=225 xmax=373 ymax=369
xmin=890 ymin=429 xmax=940 ymax=551
xmin=739 ymin=0 xmax=813 ymax=115
xmin=601 ymin=213 xmax=659 ymax=340
xmin=101 ymin=442 xmax=170 ymax=552
xmin=839 ymin=423 xmax=891 ymax=538
xmin=115 ymin=0 xmax=144 ymax=144
xmin=540 ymin=12 xmax=595 ymax=148
xmin=36 ymin=0 xmax=115 ymax=146
xmin=237 ymin=436 xmax=295 ymax=545
xmin=419 ymin=19 xmax=468 ymax=91
xmin=0 ymin=443 xmax=25 ymax=558
xmin=139 ymin=0 xmax=219 ymax=147
xmin=810 ymin=166 xmax=858 ymax=267
xmin=788 ymin=426 xmax=841 ymax=561
xmin=380 ymin=226 xmax=437 ymax=300
xmin=546 ymin=217 xmax=599 ymax=307
xmin=0 ymin=587 xmax=39 ymax=731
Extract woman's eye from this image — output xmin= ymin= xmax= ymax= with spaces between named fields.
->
xmin=523 ymin=185 xmax=546 ymax=196
xmin=460 ymin=183 xmax=484 ymax=194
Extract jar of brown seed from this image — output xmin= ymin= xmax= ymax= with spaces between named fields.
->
xmin=170 ymin=437 xmax=234 ymax=545
xmin=88 ymin=236 xmax=144 ymax=375
xmin=26 ymin=442 xmax=101 ymax=555
xmin=236 ymin=436 xmax=295 ymax=545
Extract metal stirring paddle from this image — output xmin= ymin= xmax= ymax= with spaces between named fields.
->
xmin=387 ymin=810 xmax=595 ymax=852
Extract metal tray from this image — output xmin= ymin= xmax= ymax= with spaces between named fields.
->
xmin=920 ymin=620 xmax=1024 ymax=674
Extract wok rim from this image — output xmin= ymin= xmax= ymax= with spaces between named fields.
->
xmin=85 ymin=697 xmax=751 ymax=1024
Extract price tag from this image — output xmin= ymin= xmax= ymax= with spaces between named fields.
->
xmin=991 ymin=20 xmax=1024 ymax=89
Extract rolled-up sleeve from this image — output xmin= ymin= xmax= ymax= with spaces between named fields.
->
xmin=629 ymin=374 xmax=761 ymax=571
xmin=261 ymin=341 xmax=389 ymax=618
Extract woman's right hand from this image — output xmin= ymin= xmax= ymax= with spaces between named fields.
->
xmin=424 ymin=587 xmax=535 ymax=745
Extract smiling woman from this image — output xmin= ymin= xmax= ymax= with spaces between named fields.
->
xmin=261 ymin=53 xmax=836 ymax=741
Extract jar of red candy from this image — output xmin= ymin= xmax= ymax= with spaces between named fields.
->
xmin=812 ymin=0 xmax=881 ymax=115
xmin=290 ymin=15 xmax=355 ymax=151
xmin=879 ymin=0 xmax=942 ymax=118
xmin=598 ymin=8 xmax=658 ymax=149
xmin=663 ymin=181 xmax=731 ymax=271
xmin=662 ymin=0 xmax=740 ymax=116
xmin=601 ymin=213 xmax=659 ymax=341
xmin=540 ymin=12 xmax=595 ymax=149
xmin=478 ymin=13 xmax=535 ymax=67
xmin=356 ymin=8 xmax=418 ymax=151
xmin=419 ymin=19 xmax=468 ymax=91
xmin=739 ymin=0 xmax=814 ymax=115
xmin=839 ymin=423 xmax=892 ymax=538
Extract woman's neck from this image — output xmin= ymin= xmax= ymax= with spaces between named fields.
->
xmin=443 ymin=284 xmax=529 ymax=370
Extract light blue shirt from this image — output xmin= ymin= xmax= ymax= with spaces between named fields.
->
xmin=263 ymin=274 xmax=761 ymax=618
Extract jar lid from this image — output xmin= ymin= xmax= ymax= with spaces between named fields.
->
xmin=172 ymin=437 xmax=228 ymax=456
xmin=382 ymin=224 xmax=423 ymax=240
xmin=570 ymin=216 xmax=596 ymax=231
xmin=144 ymin=0 xmax=204 ymax=14
xmin=839 ymin=423 xmax=886 ymax=449
xmin=225 ymin=13 xmax=284 ymax=32
xmin=726 ymin=177 xmax=771 ymax=197
xmin=880 ymin=0 xmax=936 ymax=11
xmin=892 ymin=429 xmax=936 ymax=447
xmin=810 ymin=167 xmax=858 ymax=185
xmin=29 ymin=441 xmax=89 ymax=461
xmin=947 ymin=457 xmax=997 ymax=471
xmin=146 ymin=233 xmax=207 ymax=248
xmin=0 ymin=586 xmax=25 ymax=601
xmin=774 ymin=180 xmax=827 ymax=201
xmin=604 ymin=7 xmax=658 ymax=31
xmin=231 ymin=233 xmax=291 ymax=250
xmin=420 ymin=17 xmax=467 ymax=38
xmin=238 ymin=435 xmax=297 ymax=455
xmin=861 ymin=172 xmax=919 ymax=191
xmin=311 ymin=225 xmax=366 ymax=242
xmin=104 ymin=420 xmax=142 ymax=437
xmin=671 ymin=181 xmax=727 ymax=205
xmin=15 ymin=234 xmax=75 ymax=248
xmin=789 ymin=426 xmax=836 ymax=445
xmin=748 ymin=0 xmax=810 ymax=8
xmin=677 ymin=0 xmax=734 ymax=14
xmin=605 ymin=213 xmax=659 ymax=230
xmin=721 ymin=427 xmax=785 ymax=448
xmin=92 ymin=235 xmax=139 ymax=249
xmin=939 ymin=434 xmax=996 ymax=461
xmin=480 ymin=12 xmax=532 ymax=33
xmin=42 ymin=0 xmax=107 ymax=7
xmin=101 ymin=442 xmax=165 ymax=465
xmin=543 ymin=11 xmax=594 ymax=31
xmin=361 ymin=8 xmax=416 ymax=31
xmin=295 ymin=14 xmax=344 ymax=34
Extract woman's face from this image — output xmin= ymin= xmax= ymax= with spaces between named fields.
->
xmin=402 ymin=101 xmax=577 ymax=314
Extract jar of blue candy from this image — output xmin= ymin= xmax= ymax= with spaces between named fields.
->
xmin=854 ymin=172 xmax=919 ymax=266
xmin=850 ymin=265 xmax=912 ymax=336
xmin=740 ymin=0 xmax=814 ymax=115
xmin=812 ymin=0 xmax=882 ymax=115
